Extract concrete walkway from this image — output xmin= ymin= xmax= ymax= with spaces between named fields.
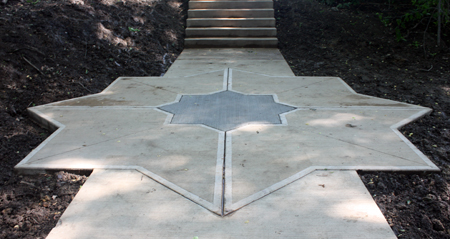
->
xmin=16 ymin=49 xmax=438 ymax=238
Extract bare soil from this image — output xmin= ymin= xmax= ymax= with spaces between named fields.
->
xmin=1 ymin=0 xmax=449 ymax=238
xmin=1 ymin=0 xmax=187 ymax=237
xmin=275 ymin=0 xmax=450 ymax=238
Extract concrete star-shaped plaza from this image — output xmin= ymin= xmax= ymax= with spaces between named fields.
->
xmin=16 ymin=68 xmax=438 ymax=215
xmin=159 ymin=91 xmax=295 ymax=131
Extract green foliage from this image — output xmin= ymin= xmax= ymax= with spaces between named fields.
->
xmin=394 ymin=0 xmax=449 ymax=42
xmin=127 ymin=27 xmax=140 ymax=32
xmin=337 ymin=2 xmax=353 ymax=8
xmin=318 ymin=0 xmax=449 ymax=44
xmin=26 ymin=0 xmax=40 ymax=4
xmin=408 ymin=40 xmax=422 ymax=47
xmin=376 ymin=13 xmax=390 ymax=27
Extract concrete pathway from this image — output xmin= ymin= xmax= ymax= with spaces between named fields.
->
xmin=16 ymin=49 xmax=438 ymax=238
xmin=46 ymin=169 xmax=396 ymax=239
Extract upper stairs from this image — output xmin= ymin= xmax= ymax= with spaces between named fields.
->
xmin=185 ymin=0 xmax=278 ymax=48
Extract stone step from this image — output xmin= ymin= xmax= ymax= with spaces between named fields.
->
xmin=186 ymin=27 xmax=277 ymax=37
xmin=186 ymin=0 xmax=277 ymax=48
xmin=187 ymin=18 xmax=275 ymax=27
xmin=188 ymin=9 xmax=274 ymax=18
xmin=184 ymin=37 xmax=278 ymax=48
xmin=189 ymin=1 xmax=273 ymax=9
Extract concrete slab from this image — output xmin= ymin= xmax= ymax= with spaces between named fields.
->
xmin=188 ymin=9 xmax=274 ymax=18
xmin=16 ymin=47 xmax=439 ymax=237
xmin=164 ymin=48 xmax=294 ymax=77
xmin=186 ymin=28 xmax=277 ymax=37
xmin=230 ymin=69 xmax=421 ymax=107
xmin=187 ymin=18 xmax=276 ymax=28
xmin=184 ymin=37 xmax=278 ymax=48
xmin=46 ymin=169 xmax=396 ymax=239
xmin=17 ymin=67 xmax=437 ymax=214
xmin=16 ymin=107 xmax=222 ymax=212
xmin=229 ymin=108 xmax=436 ymax=205
xmin=189 ymin=1 xmax=273 ymax=9
xmin=50 ymin=72 xmax=225 ymax=107
xmin=222 ymin=68 xmax=437 ymax=209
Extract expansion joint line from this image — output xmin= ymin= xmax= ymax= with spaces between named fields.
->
xmin=221 ymin=68 xmax=231 ymax=216
xmin=226 ymin=68 xmax=231 ymax=91
xmin=221 ymin=132 xmax=227 ymax=216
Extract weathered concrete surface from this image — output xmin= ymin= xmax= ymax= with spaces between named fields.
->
xmin=51 ymin=71 xmax=225 ymax=107
xmin=46 ymin=169 xmax=397 ymax=239
xmin=187 ymin=18 xmax=276 ymax=28
xmin=17 ymin=107 xmax=220 ymax=206
xmin=189 ymin=1 xmax=273 ymax=10
xmin=15 ymin=46 xmax=438 ymax=237
xmin=231 ymin=69 xmax=419 ymax=107
xmin=188 ymin=9 xmax=274 ymax=18
xmin=163 ymin=48 xmax=294 ymax=77
xmin=185 ymin=37 xmax=278 ymax=48
xmin=229 ymin=108 xmax=435 ymax=204
xmin=186 ymin=28 xmax=277 ymax=37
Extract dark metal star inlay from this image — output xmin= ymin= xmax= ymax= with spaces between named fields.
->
xmin=158 ymin=91 xmax=296 ymax=131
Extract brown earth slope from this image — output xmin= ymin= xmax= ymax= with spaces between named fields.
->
xmin=1 ymin=0 xmax=187 ymax=237
xmin=275 ymin=0 xmax=450 ymax=238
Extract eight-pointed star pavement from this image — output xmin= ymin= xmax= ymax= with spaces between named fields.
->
xmin=15 ymin=69 xmax=439 ymax=215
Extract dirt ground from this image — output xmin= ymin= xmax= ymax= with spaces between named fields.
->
xmin=275 ymin=0 xmax=450 ymax=238
xmin=0 ymin=0 xmax=449 ymax=238
xmin=0 ymin=0 xmax=187 ymax=237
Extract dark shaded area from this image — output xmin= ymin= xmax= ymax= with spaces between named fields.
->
xmin=0 ymin=0 xmax=187 ymax=237
xmin=276 ymin=0 xmax=450 ymax=238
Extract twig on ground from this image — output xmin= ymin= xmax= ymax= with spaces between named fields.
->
xmin=12 ymin=46 xmax=46 ymax=56
xmin=20 ymin=180 xmax=36 ymax=187
xmin=22 ymin=57 xmax=44 ymax=75
xmin=30 ymin=216 xmax=39 ymax=224
xmin=78 ymin=82 xmax=92 ymax=92
xmin=419 ymin=65 xmax=433 ymax=72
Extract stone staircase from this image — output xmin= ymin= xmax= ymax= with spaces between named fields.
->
xmin=185 ymin=0 xmax=278 ymax=48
